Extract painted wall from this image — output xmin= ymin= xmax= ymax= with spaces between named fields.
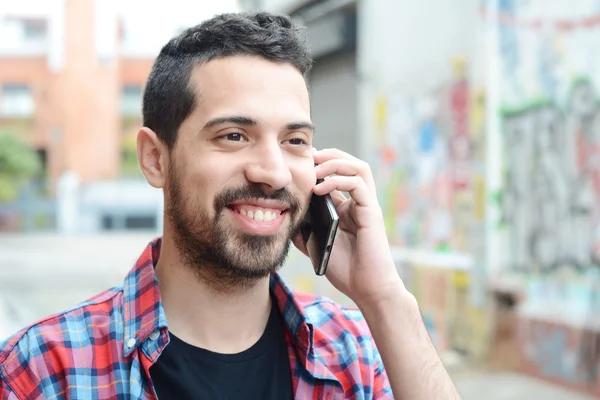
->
xmin=357 ymin=0 xmax=483 ymax=253
xmin=356 ymin=0 xmax=490 ymax=358
xmin=487 ymin=0 xmax=600 ymax=394
xmin=358 ymin=1 xmax=600 ymax=375
xmin=247 ymin=0 xmax=600 ymax=375
xmin=492 ymin=0 xmax=600 ymax=275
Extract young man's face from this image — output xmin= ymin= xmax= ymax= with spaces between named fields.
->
xmin=165 ymin=55 xmax=315 ymax=283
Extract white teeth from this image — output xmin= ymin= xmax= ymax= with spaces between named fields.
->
xmin=254 ymin=210 xmax=264 ymax=222
xmin=237 ymin=208 xmax=279 ymax=221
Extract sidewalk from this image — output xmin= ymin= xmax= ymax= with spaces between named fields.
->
xmin=453 ymin=370 xmax=596 ymax=400
xmin=444 ymin=354 xmax=597 ymax=400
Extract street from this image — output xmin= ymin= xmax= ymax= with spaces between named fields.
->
xmin=0 ymin=233 xmax=596 ymax=399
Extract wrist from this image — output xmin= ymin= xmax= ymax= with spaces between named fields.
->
xmin=354 ymin=278 xmax=417 ymax=315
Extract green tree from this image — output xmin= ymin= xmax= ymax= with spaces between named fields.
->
xmin=121 ymin=133 xmax=142 ymax=177
xmin=0 ymin=131 xmax=41 ymax=202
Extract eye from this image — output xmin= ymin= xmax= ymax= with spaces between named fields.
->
xmin=221 ymin=132 xmax=247 ymax=142
xmin=286 ymin=137 xmax=309 ymax=146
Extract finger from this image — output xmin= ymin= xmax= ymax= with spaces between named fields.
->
xmin=313 ymin=148 xmax=360 ymax=164
xmin=329 ymin=190 xmax=346 ymax=208
xmin=316 ymin=159 xmax=376 ymax=193
xmin=313 ymin=175 xmax=375 ymax=207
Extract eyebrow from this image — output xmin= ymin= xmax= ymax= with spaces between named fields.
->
xmin=203 ymin=115 xmax=315 ymax=133
xmin=286 ymin=122 xmax=316 ymax=133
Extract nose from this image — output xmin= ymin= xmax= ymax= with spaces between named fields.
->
xmin=244 ymin=142 xmax=292 ymax=191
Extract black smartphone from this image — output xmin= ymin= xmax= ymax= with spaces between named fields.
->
xmin=301 ymin=182 xmax=339 ymax=276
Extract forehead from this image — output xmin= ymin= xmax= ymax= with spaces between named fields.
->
xmin=187 ymin=56 xmax=311 ymax=123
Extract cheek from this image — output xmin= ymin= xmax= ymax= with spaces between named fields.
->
xmin=183 ymin=163 xmax=223 ymax=208
xmin=294 ymin=164 xmax=317 ymax=202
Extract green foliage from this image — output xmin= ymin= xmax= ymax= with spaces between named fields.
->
xmin=0 ymin=131 xmax=41 ymax=202
xmin=120 ymin=134 xmax=142 ymax=177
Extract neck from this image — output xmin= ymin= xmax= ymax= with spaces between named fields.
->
xmin=156 ymin=234 xmax=272 ymax=354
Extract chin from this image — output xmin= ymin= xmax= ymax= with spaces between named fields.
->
xmin=224 ymin=236 xmax=291 ymax=271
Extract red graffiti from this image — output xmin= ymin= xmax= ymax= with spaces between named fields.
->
xmin=449 ymin=78 xmax=471 ymax=190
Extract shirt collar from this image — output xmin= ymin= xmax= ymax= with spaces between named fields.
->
xmin=121 ymin=237 xmax=339 ymax=381
xmin=122 ymin=237 xmax=168 ymax=357
xmin=270 ymin=274 xmax=339 ymax=382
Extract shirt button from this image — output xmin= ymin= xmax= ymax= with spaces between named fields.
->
xmin=127 ymin=338 xmax=136 ymax=348
xmin=149 ymin=331 xmax=160 ymax=341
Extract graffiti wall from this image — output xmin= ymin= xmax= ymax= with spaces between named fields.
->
xmin=369 ymin=57 xmax=490 ymax=357
xmin=371 ymin=58 xmax=487 ymax=256
xmin=490 ymin=0 xmax=600 ymax=394
xmin=520 ymin=318 xmax=600 ymax=396
xmin=492 ymin=2 xmax=600 ymax=280
xmin=501 ymin=82 xmax=600 ymax=273
xmin=493 ymin=0 xmax=600 ymax=274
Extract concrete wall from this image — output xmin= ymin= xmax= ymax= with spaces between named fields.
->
xmin=357 ymin=0 xmax=481 ymax=99
xmin=309 ymin=51 xmax=357 ymax=156
xmin=241 ymin=0 xmax=311 ymax=13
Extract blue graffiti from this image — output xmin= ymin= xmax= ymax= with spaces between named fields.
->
xmin=418 ymin=121 xmax=436 ymax=153
xmin=498 ymin=0 xmax=519 ymax=77
xmin=537 ymin=37 xmax=560 ymax=100
xmin=528 ymin=325 xmax=588 ymax=384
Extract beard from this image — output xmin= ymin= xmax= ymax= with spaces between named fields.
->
xmin=165 ymin=162 xmax=305 ymax=293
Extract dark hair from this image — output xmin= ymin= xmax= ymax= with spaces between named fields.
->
xmin=142 ymin=12 xmax=313 ymax=150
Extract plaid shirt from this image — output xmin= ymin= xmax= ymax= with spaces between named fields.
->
xmin=0 ymin=238 xmax=392 ymax=399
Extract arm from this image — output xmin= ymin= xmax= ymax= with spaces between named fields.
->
xmin=358 ymin=281 xmax=461 ymax=399
xmin=295 ymin=148 xmax=461 ymax=399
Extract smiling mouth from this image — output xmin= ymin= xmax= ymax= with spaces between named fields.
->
xmin=226 ymin=205 xmax=289 ymax=222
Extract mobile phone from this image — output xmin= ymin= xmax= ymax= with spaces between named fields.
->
xmin=301 ymin=182 xmax=339 ymax=276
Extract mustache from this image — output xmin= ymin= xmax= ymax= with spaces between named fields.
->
xmin=214 ymin=184 xmax=301 ymax=217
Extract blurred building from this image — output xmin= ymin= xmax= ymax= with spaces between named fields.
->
xmin=0 ymin=0 xmax=238 ymax=232
xmin=0 ymin=0 xmax=153 ymax=189
xmin=243 ymin=0 xmax=359 ymax=157
xmin=241 ymin=0 xmax=486 ymax=336
xmin=243 ymin=0 xmax=600 ymax=397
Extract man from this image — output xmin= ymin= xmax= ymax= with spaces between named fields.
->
xmin=0 ymin=12 xmax=460 ymax=399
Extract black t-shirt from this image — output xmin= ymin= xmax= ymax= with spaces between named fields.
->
xmin=149 ymin=299 xmax=294 ymax=400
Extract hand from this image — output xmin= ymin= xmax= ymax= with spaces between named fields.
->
xmin=293 ymin=148 xmax=404 ymax=307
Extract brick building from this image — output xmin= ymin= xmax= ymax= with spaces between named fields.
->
xmin=0 ymin=0 xmax=155 ymax=191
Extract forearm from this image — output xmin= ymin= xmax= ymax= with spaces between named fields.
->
xmin=357 ymin=281 xmax=462 ymax=400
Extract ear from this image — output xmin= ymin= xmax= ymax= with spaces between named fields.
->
xmin=137 ymin=127 xmax=168 ymax=189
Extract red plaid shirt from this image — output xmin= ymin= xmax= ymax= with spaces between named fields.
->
xmin=0 ymin=238 xmax=392 ymax=399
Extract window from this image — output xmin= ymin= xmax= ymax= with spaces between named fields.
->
xmin=0 ymin=84 xmax=35 ymax=117
xmin=22 ymin=19 xmax=47 ymax=40
xmin=121 ymin=85 xmax=142 ymax=117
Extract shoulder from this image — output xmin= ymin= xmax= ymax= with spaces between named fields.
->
xmin=0 ymin=287 xmax=123 ymax=382
xmin=292 ymin=291 xmax=387 ymax=389
xmin=292 ymin=290 xmax=370 ymax=333
xmin=292 ymin=290 xmax=380 ymax=357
